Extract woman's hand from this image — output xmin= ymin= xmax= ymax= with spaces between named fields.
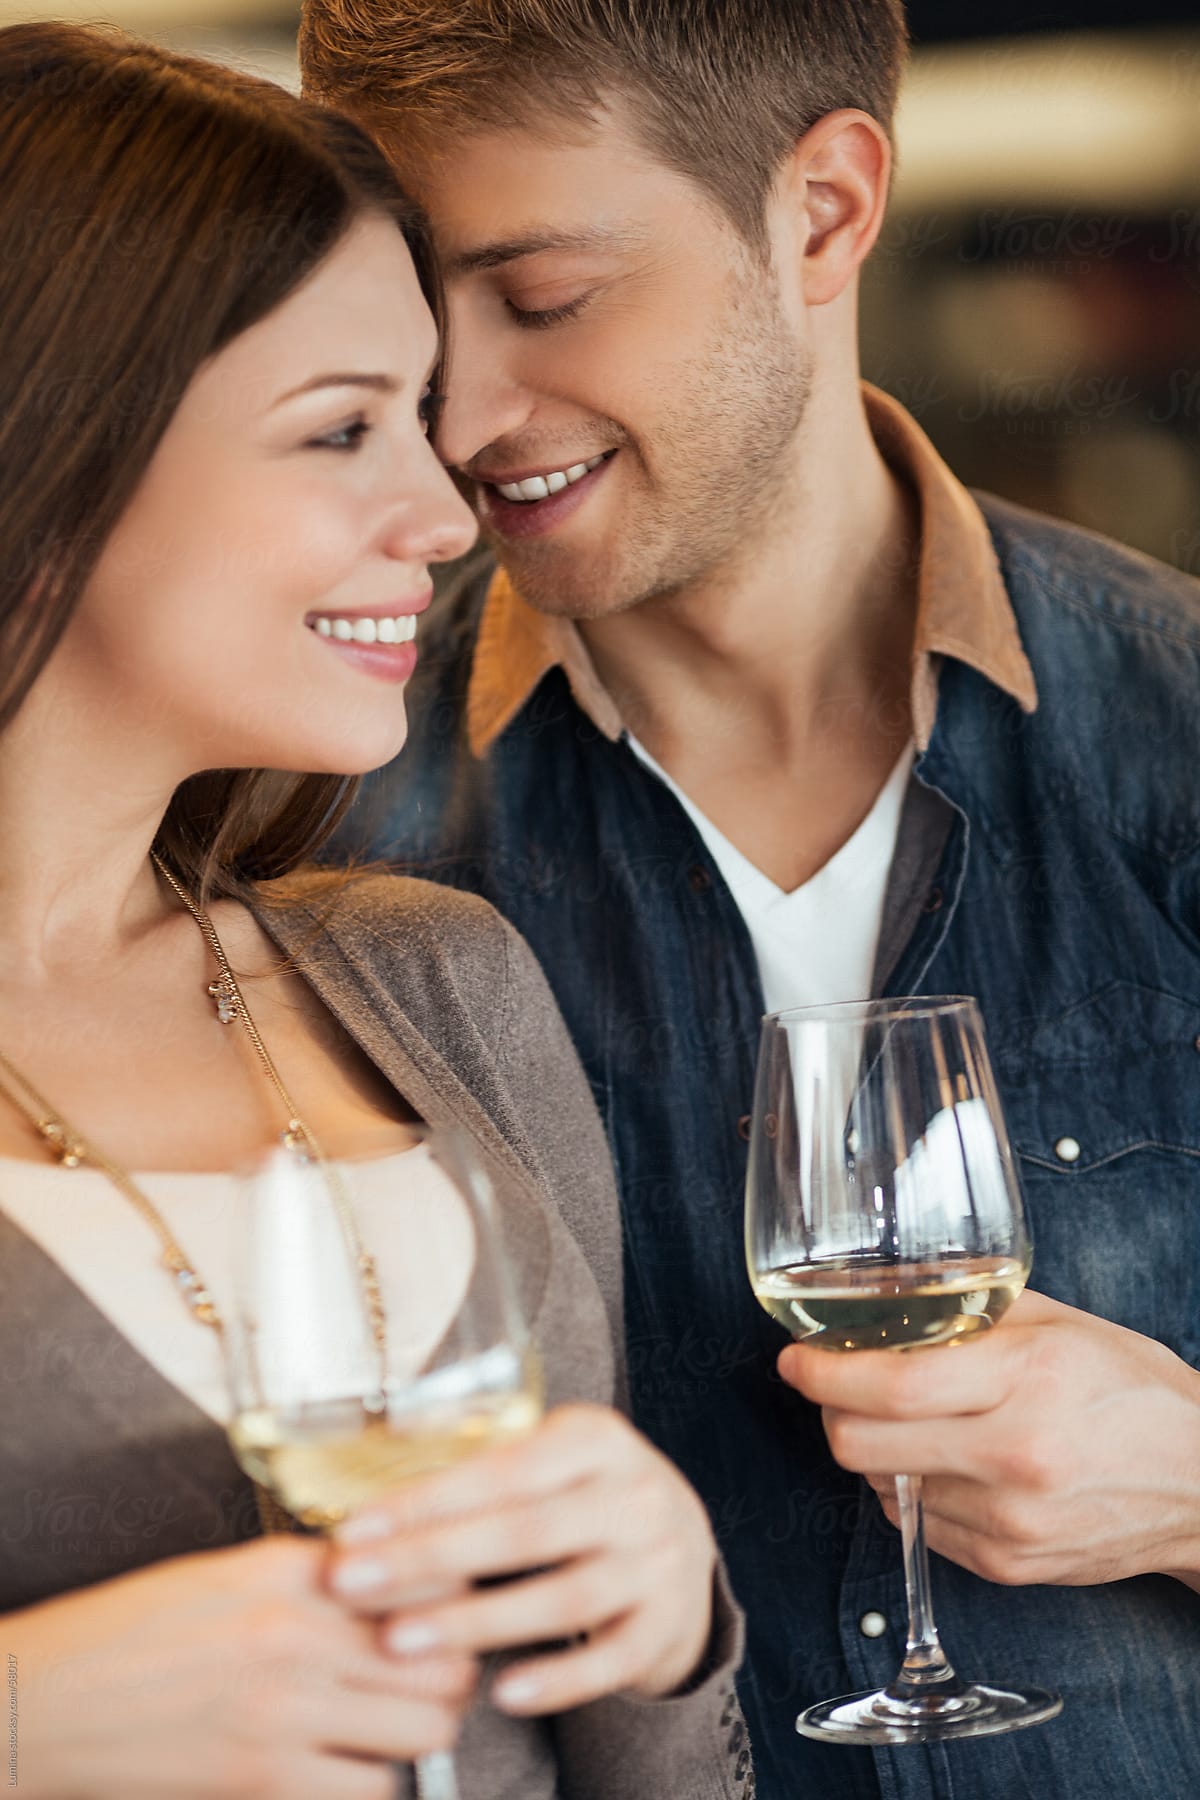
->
xmin=7 ymin=1533 xmax=477 ymax=1799
xmin=326 ymin=1403 xmax=718 ymax=1715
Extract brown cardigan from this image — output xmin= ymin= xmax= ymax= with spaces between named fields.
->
xmin=0 ymin=871 xmax=752 ymax=1800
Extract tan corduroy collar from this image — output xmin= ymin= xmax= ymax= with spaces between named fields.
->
xmin=465 ymin=383 xmax=1037 ymax=758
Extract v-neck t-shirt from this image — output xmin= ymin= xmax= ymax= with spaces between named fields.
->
xmin=624 ymin=734 xmax=915 ymax=1014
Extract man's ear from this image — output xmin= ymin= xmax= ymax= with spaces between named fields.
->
xmin=774 ymin=109 xmax=893 ymax=308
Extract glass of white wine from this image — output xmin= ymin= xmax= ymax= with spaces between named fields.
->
xmin=745 ymin=995 xmax=1062 ymax=1745
xmin=222 ymin=1124 xmax=543 ymax=1800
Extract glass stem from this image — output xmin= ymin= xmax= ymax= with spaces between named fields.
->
xmin=885 ymin=1474 xmax=966 ymax=1703
xmin=415 ymin=1751 xmax=460 ymax=1800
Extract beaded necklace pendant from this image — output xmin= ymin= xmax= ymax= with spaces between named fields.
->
xmin=207 ymin=973 xmax=238 ymax=1025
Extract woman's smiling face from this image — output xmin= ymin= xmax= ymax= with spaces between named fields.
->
xmin=55 ymin=213 xmax=477 ymax=782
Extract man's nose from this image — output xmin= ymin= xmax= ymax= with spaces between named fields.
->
xmin=434 ymin=314 xmax=535 ymax=474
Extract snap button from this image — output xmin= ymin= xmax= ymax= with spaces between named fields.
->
xmin=1054 ymin=1136 xmax=1081 ymax=1164
xmin=922 ymin=886 xmax=944 ymax=914
xmin=688 ymin=863 xmax=712 ymax=893
xmin=737 ymin=1114 xmax=752 ymax=1142
xmin=859 ymin=1610 xmax=888 ymax=1639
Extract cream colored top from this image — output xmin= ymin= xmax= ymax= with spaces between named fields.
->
xmin=0 ymin=1143 xmax=473 ymax=1427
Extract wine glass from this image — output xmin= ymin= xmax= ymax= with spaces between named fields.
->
xmin=222 ymin=1124 xmax=543 ymax=1800
xmin=745 ymin=996 xmax=1063 ymax=1745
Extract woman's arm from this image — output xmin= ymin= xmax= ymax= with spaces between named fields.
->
xmin=286 ymin=881 xmax=754 ymax=1794
xmin=324 ymin=1400 xmax=750 ymax=1800
xmin=549 ymin=1563 xmax=751 ymax=1800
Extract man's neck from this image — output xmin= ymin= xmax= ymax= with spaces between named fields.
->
xmin=578 ymin=382 xmax=917 ymax=761
xmin=575 ymin=383 xmax=921 ymax=891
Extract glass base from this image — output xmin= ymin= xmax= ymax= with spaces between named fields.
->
xmin=796 ymin=1681 xmax=1063 ymax=1745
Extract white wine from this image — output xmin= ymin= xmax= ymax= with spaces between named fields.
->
xmin=753 ymin=1255 xmax=1028 ymax=1352
xmin=232 ymin=1381 xmax=542 ymax=1529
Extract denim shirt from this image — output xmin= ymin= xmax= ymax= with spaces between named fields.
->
xmin=332 ymin=494 xmax=1200 ymax=1800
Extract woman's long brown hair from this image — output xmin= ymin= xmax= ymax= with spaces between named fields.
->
xmin=0 ymin=22 xmax=440 ymax=902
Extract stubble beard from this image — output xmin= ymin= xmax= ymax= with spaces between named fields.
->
xmin=487 ymin=270 xmax=813 ymax=621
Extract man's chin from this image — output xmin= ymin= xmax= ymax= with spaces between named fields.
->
xmin=500 ymin=575 xmax=635 ymax=622
xmin=484 ymin=534 xmax=636 ymax=621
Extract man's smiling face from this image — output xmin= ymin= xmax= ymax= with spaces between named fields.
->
xmin=400 ymin=105 xmax=813 ymax=620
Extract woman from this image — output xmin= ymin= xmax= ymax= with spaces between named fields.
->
xmin=0 ymin=24 xmax=749 ymax=1799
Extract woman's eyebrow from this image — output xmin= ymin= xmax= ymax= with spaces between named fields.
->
xmin=271 ymin=372 xmax=401 ymax=408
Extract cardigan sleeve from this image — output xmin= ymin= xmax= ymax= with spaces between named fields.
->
xmin=490 ymin=916 xmax=627 ymax=1402
xmin=489 ymin=920 xmax=755 ymax=1800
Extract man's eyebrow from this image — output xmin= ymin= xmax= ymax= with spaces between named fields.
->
xmin=444 ymin=226 xmax=646 ymax=277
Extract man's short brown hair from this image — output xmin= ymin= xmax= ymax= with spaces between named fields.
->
xmin=299 ymin=0 xmax=909 ymax=250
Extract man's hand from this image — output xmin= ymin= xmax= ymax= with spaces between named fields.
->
xmin=778 ymin=1290 xmax=1200 ymax=1591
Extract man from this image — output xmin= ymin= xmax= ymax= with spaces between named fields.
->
xmin=300 ymin=3 xmax=1200 ymax=1795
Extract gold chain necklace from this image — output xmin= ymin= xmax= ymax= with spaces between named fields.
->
xmin=0 ymin=853 xmax=389 ymax=1422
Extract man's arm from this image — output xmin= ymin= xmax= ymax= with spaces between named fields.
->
xmin=778 ymin=1289 xmax=1200 ymax=1592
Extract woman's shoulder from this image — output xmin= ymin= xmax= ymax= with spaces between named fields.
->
xmin=261 ymin=864 xmax=506 ymax=955
xmin=257 ymin=865 xmax=627 ymax=1400
xmin=254 ymin=864 xmax=531 ymax=1049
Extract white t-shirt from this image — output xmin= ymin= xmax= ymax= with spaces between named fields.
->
xmin=625 ymin=733 xmax=914 ymax=1015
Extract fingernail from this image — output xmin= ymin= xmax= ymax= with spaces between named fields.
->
xmin=335 ymin=1513 xmax=392 ymax=1544
xmin=386 ymin=1621 xmax=443 ymax=1655
xmin=331 ymin=1558 xmax=390 ymax=1595
xmin=493 ymin=1673 xmax=543 ymax=1710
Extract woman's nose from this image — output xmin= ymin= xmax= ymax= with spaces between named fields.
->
xmin=387 ymin=447 xmax=478 ymax=565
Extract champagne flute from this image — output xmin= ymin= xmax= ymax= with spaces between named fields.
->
xmin=745 ymin=996 xmax=1063 ymax=1745
xmin=222 ymin=1125 xmax=543 ymax=1800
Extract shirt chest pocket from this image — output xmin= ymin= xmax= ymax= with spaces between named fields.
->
xmin=995 ymin=982 xmax=1200 ymax=1367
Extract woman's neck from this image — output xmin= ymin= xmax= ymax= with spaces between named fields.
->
xmin=0 ymin=675 xmax=182 ymax=981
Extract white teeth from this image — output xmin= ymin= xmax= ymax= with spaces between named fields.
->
xmin=311 ymin=614 xmax=418 ymax=646
xmin=496 ymin=452 xmax=610 ymax=504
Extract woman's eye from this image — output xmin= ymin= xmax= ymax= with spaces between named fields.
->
xmin=505 ymin=293 xmax=592 ymax=331
xmin=310 ymin=418 xmax=370 ymax=452
xmin=418 ymin=386 xmax=446 ymax=437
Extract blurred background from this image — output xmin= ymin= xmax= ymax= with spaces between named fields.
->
xmin=2 ymin=0 xmax=1197 ymax=572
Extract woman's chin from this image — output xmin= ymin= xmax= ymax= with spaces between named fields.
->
xmin=247 ymin=720 xmax=411 ymax=782
xmin=326 ymin=721 xmax=411 ymax=778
